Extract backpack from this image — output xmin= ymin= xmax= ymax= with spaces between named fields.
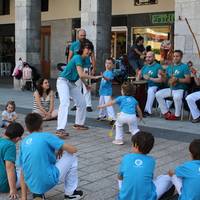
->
xmin=14 ymin=68 xmax=23 ymax=80
xmin=23 ymin=67 xmax=32 ymax=80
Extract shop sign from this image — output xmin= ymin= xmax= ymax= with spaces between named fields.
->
xmin=151 ymin=13 xmax=175 ymax=24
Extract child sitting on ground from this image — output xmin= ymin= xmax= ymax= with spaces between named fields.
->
xmin=98 ymin=82 xmax=142 ymax=145
xmin=0 ymin=123 xmax=24 ymax=199
xmin=169 ymin=139 xmax=200 ymax=200
xmin=19 ymin=113 xmax=83 ymax=200
xmin=1 ymin=101 xmax=17 ymax=128
xmin=118 ymin=131 xmax=173 ymax=200
xmin=97 ymin=57 xmax=116 ymax=125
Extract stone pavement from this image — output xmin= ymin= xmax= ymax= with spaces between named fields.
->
xmin=0 ymin=110 xmax=196 ymax=200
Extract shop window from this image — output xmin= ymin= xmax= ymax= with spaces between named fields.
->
xmin=41 ymin=0 xmax=48 ymax=12
xmin=134 ymin=0 xmax=158 ymax=6
xmin=0 ymin=0 xmax=10 ymax=15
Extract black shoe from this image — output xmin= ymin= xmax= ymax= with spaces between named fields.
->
xmin=143 ymin=111 xmax=151 ymax=118
xmin=64 ymin=190 xmax=83 ymax=199
xmin=71 ymin=106 xmax=77 ymax=111
xmin=33 ymin=193 xmax=45 ymax=200
xmin=86 ymin=106 xmax=93 ymax=112
xmin=96 ymin=116 xmax=107 ymax=121
xmin=192 ymin=117 xmax=200 ymax=123
xmin=110 ymin=120 xmax=116 ymax=126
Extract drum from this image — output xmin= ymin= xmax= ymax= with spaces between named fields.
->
xmin=131 ymin=80 xmax=147 ymax=113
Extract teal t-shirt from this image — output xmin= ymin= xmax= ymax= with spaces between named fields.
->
xmin=166 ymin=63 xmax=190 ymax=90
xmin=141 ymin=62 xmax=162 ymax=87
xmin=118 ymin=153 xmax=157 ymax=200
xmin=59 ymin=55 xmax=83 ymax=82
xmin=18 ymin=132 xmax=64 ymax=194
xmin=0 ymin=138 xmax=16 ymax=192
xmin=175 ymin=160 xmax=200 ymax=200
xmin=70 ymin=40 xmax=91 ymax=68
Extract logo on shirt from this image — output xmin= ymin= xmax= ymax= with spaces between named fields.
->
xmin=134 ymin=159 xmax=143 ymax=167
xmin=26 ymin=138 xmax=32 ymax=145
xmin=148 ymin=70 xmax=153 ymax=75
xmin=174 ymin=70 xmax=180 ymax=75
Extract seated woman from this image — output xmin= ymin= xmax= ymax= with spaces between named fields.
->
xmin=33 ymin=78 xmax=57 ymax=120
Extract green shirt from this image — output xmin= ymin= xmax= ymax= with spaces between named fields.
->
xmin=0 ymin=138 xmax=16 ymax=192
xmin=166 ymin=63 xmax=190 ymax=90
xmin=59 ymin=55 xmax=84 ymax=82
xmin=141 ymin=62 xmax=162 ymax=87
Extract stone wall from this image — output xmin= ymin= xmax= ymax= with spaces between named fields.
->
xmin=42 ymin=19 xmax=72 ymax=78
xmin=175 ymin=0 xmax=200 ymax=66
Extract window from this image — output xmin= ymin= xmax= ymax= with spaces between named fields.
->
xmin=0 ymin=0 xmax=10 ymax=15
xmin=41 ymin=0 xmax=48 ymax=12
xmin=79 ymin=0 xmax=81 ymax=11
xmin=134 ymin=0 xmax=158 ymax=6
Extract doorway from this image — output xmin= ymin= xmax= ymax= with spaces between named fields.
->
xmin=41 ymin=26 xmax=51 ymax=78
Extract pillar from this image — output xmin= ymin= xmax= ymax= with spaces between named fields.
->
xmin=15 ymin=0 xmax=41 ymax=89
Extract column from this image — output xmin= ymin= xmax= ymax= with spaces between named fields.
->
xmin=81 ymin=0 xmax=112 ymax=73
xmin=15 ymin=0 xmax=41 ymax=89
xmin=175 ymin=0 xmax=200 ymax=66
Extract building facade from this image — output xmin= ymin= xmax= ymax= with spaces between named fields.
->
xmin=0 ymin=0 xmax=176 ymax=79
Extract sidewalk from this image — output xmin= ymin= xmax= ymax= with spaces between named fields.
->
xmin=0 ymin=87 xmax=199 ymax=135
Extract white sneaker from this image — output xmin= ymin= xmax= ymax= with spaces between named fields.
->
xmin=112 ymin=140 xmax=124 ymax=145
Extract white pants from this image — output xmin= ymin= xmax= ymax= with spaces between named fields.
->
xmin=57 ymin=78 xmax=86 ymax=130
xmin=186 ymin=91 xmax=200 ymax=119
xmin=56 ymin=152 xmax=78 ymax=195
xmin=171 ymin=175 xmax=182 ymax=195
xmin=115 ymin=112 xmax=139 ymax=140
xmin=145 ymin=86 xmax=158 ymax=114
xmin=75 ymin=79 xmax=92 ymax=107
xmin=98 ymin=96 xmax=116 ymax=120
xmin=156 ymin=88 xmax=184 ymax=117
xmin=118 ymin=175 xmax=173 ymax=200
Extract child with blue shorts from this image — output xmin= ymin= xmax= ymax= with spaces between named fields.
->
xmin=169 ymin=139 xmax=200 ymax=200
xmin=118 ymin=131 xmax=173 ymax=200
xmin=98 ymin=82 xmax=142 ymax=145
xmin=97 ymin=57 xmax=116 ymax=125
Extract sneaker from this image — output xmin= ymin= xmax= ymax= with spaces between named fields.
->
xmin=109 ymin=120 xmax=116 ymax=126
xmin=64 ymin=190 xmax=83 ymax=200
xmin=192 ymin=117 xmax=200 ymax=123
xmin=166 ymin=114 xmax=180 ymax=121
xmin=72 ymin=124 xmax=89 ymax=130
xmin=33 ymin=194 xmax=45 ymax=200
xmin=71 ymin=106 xmax=77 ymax=111
xmin=96 ymin=116 xmax=107 ymax=121
xmin=164 ymin=111 xmax=171 ymax=120
xmin=112 ymin=140 xmax=124 ymax=145
xmin=86 ymin=106 xmax=93 ymax=112
xmin=143 ymin=111 xmax=151 ymax=118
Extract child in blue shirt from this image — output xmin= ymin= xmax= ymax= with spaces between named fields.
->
xmin=19 ymin=113 xmax=83 ymax=200
xmin=98 ymin=82 xmax=142 ymax=145
xmin=169 ymin=139 xmax=200 ymax=200
xmin=97 ymin=57 xmax=116 ymax=125
xmin=118 ymin=131 xmax=173 ymax=200
xmin=0 ymin=122 xmax=24 ymax=199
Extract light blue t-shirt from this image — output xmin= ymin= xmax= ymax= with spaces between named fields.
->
xmin=18 ymin=132 xmax=64 ymax=194
xmin=59 ymin=55 xmax=83 ymax=82
xmin=166 ymin=63 xmax=190 ymax=90
xmin=99 ymin=70 xmax=114 ymax=96
xmin=115 ymin=96 xmax=138 ymax=114
xmin=0 ymin=138 xmax=16 ymax=192
xmin=175 ymin=160 xmax=200 ymax=200
xmin=141 ymin=62 xmax=162 ymax=87
xmin=118 ymin=153 xmax=157 ymax=200
xmin=70 ymin=40 xmax=91 ymax=68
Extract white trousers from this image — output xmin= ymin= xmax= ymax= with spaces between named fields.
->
xmin=156 ymin=88 xmax=184 ymax=117
xmin=98 ymin=96 xmax=116 ymax=120
xmin=57 ymin=78 xmax=86 ymax=130
xmin=75 ymin=79 xmax=92 ymax=107
xmin=186 ymin=91 xmax=200 ymax=119
xmin=118 ymin=175 xmax=173 ymax=200
xmin=171 ymin=175 xmax=182 ymax=195
xmin=145 ymin=86 xmax=158 ymax=114
xmin=115 ymin=112 xmax=139 ymax=140
xmin=56 ymin=152 xmax=78 ymax=195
